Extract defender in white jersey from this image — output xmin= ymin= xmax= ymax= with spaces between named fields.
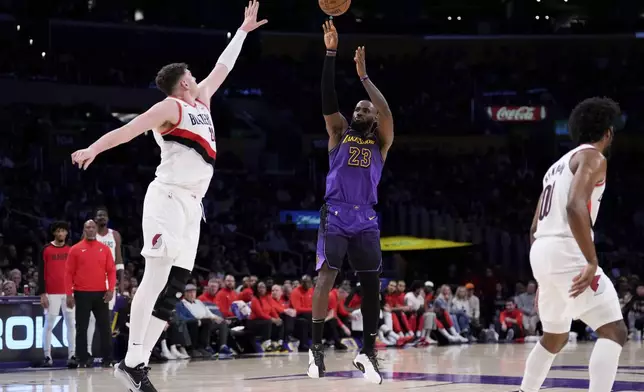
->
xmin=70 ymin=3 xmax=267 ymax=391
xmin=519 ymin=98 xmax=627 ymax=392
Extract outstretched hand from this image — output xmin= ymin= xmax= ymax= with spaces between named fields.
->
xmin=71 ymin=147 xmax=97 ymax=170
xmin=240 ymin=0 xmax=268 ymax=33
xmin=322 ymin=19 xmax=338 ymax=50
xmin=354 ymin=46 xmax=367 ymax=78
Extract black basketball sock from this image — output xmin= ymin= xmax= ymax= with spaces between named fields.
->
xmin=357 ymin=271 xmax=381 ymax=355
xmin=312 ymin=318 xmax=325 ymax=346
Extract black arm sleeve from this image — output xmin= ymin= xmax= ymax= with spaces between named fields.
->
xmin=37 ymin=246 xmax=46 ymax=295
xmin=321 ymin=54 xmax=339 ymax=115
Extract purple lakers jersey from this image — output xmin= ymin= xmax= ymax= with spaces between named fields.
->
xmin=324 ymin=129 xmax=383 ymax=205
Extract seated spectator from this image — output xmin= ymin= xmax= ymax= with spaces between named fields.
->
xmin=325 ymin=286 xmax=349 ymax=350
xmin=239 ymin=283 xmax=254 ymax=303
xmin=450 ymin=286 xmax=472 ymax=338
xmin=290 ymin=275 xmax=313 ymax=352
xmin=383 ymin=280 xmax=413 ymax=337
xmin=270 ymin=284 xmax=297 ymax=345
xmin=396 ymin=281 xmax=407 ymax=303
xmin=176 ymin=284 xmax=233 ymax=357
xmin=398 ymin=280 xmax=425 ymax=338
xmin=496 ymin=299 xmax=524 ymax=342
xmin=215 ymin=275 xmax=238 ymax=318
xmin=249 ymin=275 xmax=258 ymax=288
xmin=423 ymin=281 xmax=435 ymax=304
xmin=432 ymin=297 xmax=468 ymax=344
xmin=465 ymin=283 xmax=483 ymax=338
xmin=237 ymin=276 xmax=250 ymax=293
xmin=272 ymin=284 xmax=291 ymax=309
xmin=198 ymin=278 xmax=220 ymax=304
xmin=515 ymin=281 xmax=539 ymax=336
xmin=281 ymin=281 xmax=293 ymax=306
xmin=248 ymin=281 xmax=286 ymax=352
xmin=330 ymin=286 xmax=351 ymax=328
xmin=9 ymin=269 xmax=24 ymax=294
xmin=346 ymin=283 xmax=362 ymax=312
xmin=624 ymin=284 xmax=644 ymax=340
xmin=465 ymin=283 xmax=480 ymax=325
xmin=435 ymin=285 xmax=461 ymax=334
xmin=2 ymin=280 xmax=17 ymax=296
xmin=158 ymin=322 xmax=191 ymax=361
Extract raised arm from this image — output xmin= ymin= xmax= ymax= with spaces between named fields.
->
xmin=321 ymin=20 xmax=348 ymax=150
xmin=71 ymin=99 xmax=178 ymax=170
xmin=354 ymin=46 xmax=394 ymax=159
xmin=567 ymin=148 xmax=606 ymax=297
xmin=197 ymin=1 xmax=267 ymax=107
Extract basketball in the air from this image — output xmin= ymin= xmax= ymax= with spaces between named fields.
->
xmin=319 ymin=0 xmax=351 ymax=16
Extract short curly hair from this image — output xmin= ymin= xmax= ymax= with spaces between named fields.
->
xmin=568 ymin=97 xmax=621 ymax=145
xmin=155 ymin=63 xmax=188 ymax=96
xmin=51 ymin=221 xmax=69 ymax=234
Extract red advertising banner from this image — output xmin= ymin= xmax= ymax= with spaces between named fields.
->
xmin=486 ymin=106 xmax=547 ymax=122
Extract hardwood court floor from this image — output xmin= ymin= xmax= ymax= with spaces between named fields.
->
xmin=3 ymin=342 xmax=644 ymax=392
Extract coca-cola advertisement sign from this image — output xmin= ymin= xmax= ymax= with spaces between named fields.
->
xmin=486 ymin=106 xmax=547 ymax=122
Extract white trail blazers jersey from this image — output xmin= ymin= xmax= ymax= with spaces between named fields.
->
xmin=534 ymin=144 xmax=606 ymax=240
xmin=96 ymin=228 xmax=116 ymax=260
xmin=152 ymin=97 xmax=216 ymax=198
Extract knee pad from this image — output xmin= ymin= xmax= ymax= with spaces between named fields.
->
xmin=153 ymin=266 xmax=192 ymax=322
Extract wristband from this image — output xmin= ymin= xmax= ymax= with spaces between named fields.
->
xmin=360 ymin=75 xmax=369 ymax=82
xmin=116 ymin=263 xmax=124 ymax=271
xmin=326 ymin=49 xmax=337 ymax=56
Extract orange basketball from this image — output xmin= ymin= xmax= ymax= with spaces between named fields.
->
xmin=319 ymin=0 xmax=351 ymax=16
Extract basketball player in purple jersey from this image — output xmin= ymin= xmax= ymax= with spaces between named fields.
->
xmin=306 ymin=20 xmax=393 ymax=385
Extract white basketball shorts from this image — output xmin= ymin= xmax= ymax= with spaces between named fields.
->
xmin=140 ymin=181 xmax=202 ymax=271
xmin=530 ymin=237 xmax=622 ymax=334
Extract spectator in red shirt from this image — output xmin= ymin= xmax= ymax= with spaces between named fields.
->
xmin=346 ymin=284 xmax=363 ymax=311
xmin=239 ymin=284 xmax=254 ymax=303
xmin=282 ymin=281 xmax=293 ymax=306
xmin=496 ymin=299 xmax=524 ymax=342
xmin=66 ymin=220 xmax=116 ymax=367
xmin=396 ymin=281 xmax=407 ymax=304
xmin=271 ymin=285 xmax=294 ymax=314
xmin=290 ymin=275 xmax=313 ymax=351
xmin=39 ymin=221 xmax=77 ymax=368
xmin=198 ymin=279 xmax=219 ymax=304
xmin=325 ymin=287 xmax=349 ymax=350
xmin=424 ymin=281 xmax=435 ymax=307
xmin=215 ymin=275 xmax=238 ymax=318
xmin=383 ymin=280 xmax=413 ymax=337
xmin=270 ymin=284 xmax=298 ymax=344
xmin=248 ymin=281 xmax=285 ymax=352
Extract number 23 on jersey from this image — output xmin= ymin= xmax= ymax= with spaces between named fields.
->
xmin=347 ymin=147 xmax=372 ymax=168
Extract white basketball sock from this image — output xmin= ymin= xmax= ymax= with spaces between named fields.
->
xmin=124 ymin=257 xmax=173 ymax=368
xmin=520 ymin=342 xmax=557 ymax=392
xmin=589 ymin=338 xmax=622 ymax=392
xmin=143 ymin=316 xmax=169 ymax=366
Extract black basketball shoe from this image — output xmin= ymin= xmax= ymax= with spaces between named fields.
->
xmin=114 ymin=360 xmax=158 ymax=392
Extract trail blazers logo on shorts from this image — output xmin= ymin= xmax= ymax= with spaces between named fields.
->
xmin=590 ymin=275 xmax=605 ymax=296
xmin=151 ymin=233 xmax=163 ymax=249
